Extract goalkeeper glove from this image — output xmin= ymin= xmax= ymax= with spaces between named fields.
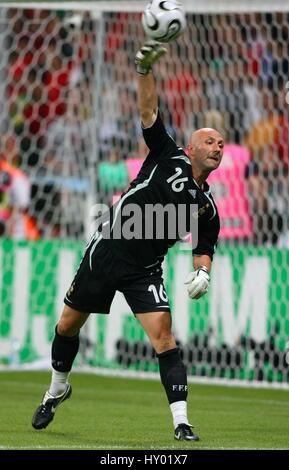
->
xmin=185 ymin=266 xmax=210 ymax=300
xmin=135 ymin=41 xmax=167 ymax=75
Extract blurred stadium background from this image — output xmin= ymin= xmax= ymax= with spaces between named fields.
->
xmin=0 ymin=0 xmax=289 ymax=392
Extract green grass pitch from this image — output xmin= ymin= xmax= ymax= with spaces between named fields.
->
xmin=0 ymin=371 xmax=288 ymax=450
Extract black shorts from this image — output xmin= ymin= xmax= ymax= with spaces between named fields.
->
xmin=64 ymin=238 xmax=170 ymax=314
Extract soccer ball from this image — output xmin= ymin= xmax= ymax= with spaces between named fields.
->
xmin=142 ymin=0 xmax=186 ymax=43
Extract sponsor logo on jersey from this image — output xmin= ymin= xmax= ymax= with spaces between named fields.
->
xmin=188 ymin=189 xmax=197 ymax=198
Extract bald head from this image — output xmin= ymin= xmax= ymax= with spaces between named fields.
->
xmin=190 ymin=128 xmax=224 ymax=147
xmin=186 ymin=127 xmax=224 ymax=182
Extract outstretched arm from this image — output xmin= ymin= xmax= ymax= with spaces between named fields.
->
xmin=135 ymin=41 xmax=167 ymax=128
xmin=137 ymin=73 xmax=158 ymax=128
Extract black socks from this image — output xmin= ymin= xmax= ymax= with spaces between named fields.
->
xmin=157 ymin=348 xmax=188 ymax=404
xmin=51 ymin=326 xmax=79 ymax=372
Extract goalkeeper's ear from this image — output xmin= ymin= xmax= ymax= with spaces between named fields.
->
xmin=135 ymin=41 xmax=167 ymax=75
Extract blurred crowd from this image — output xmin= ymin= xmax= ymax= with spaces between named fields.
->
xmin=0 ymin=9 xmax=289 ymax=245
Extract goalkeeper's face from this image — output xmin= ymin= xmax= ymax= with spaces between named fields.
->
xmin=187 ymin=128 xmax=224 ymax=172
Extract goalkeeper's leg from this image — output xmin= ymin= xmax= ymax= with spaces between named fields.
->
xmin=49 ymin=306 xmax=89 ymax=395
xmin=136 ymin=311 xmax=199 ymax=441
xmin=32 ymin=306 xmax=89 ymax=430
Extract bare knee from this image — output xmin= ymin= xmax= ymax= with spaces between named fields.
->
xmin=57 ymin=318 xmax=80 ymax=337
xmin=57 ymin=305 xmax=89 ymax=337
xmin=150 ymin=323 xmax=176 ymax=354
xmin=153 ymin=331 xmax=176 ymax=354
xmin=149 ymin=316 xmax=176 ymax=353
xmin=137 ymin=311 xmax=176 ymax=354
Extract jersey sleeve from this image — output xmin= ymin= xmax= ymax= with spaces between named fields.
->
xmin=142 ymin=110 xmax=178 ymax=157
xmin=192 ymin=211 xmax=220 ymax=260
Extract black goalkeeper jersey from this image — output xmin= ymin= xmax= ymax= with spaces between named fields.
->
xmin=98 ymin=111 xmax=220 ymax=268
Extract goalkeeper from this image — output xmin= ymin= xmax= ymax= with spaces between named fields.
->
xmin=32 ymin=42 xmax=224 ymax=442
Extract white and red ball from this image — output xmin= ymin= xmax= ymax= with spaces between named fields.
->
xmin=142 ymin=1 xmax=186 ymax=43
